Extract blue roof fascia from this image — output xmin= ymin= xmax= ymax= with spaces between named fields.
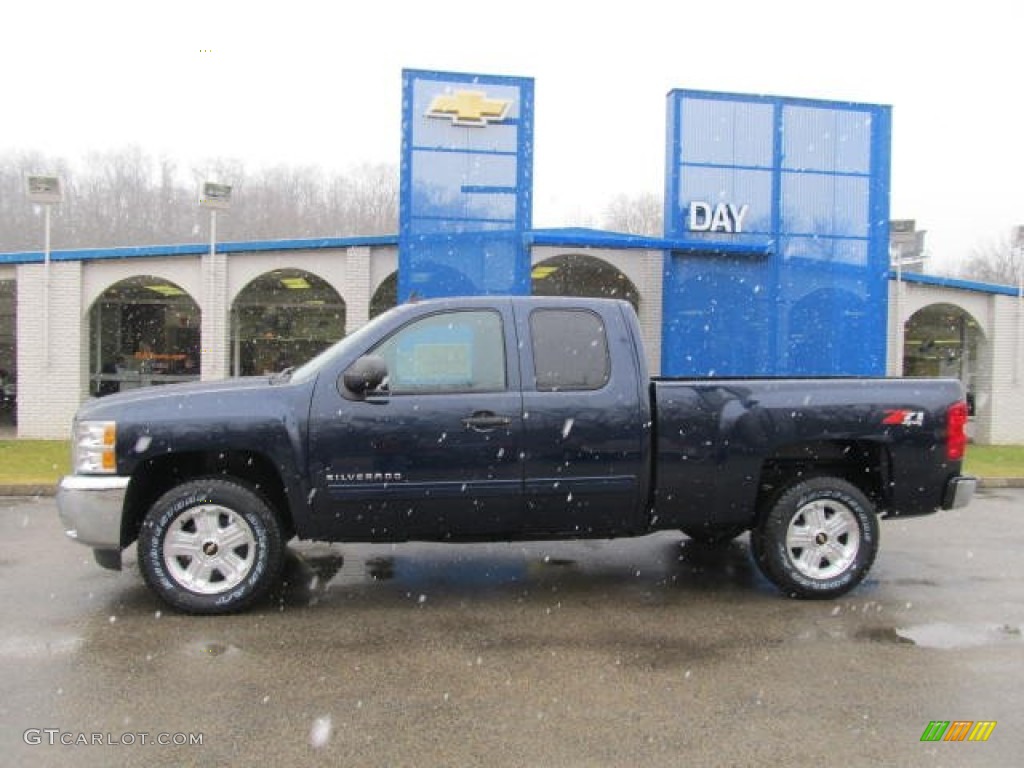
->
xmin=0 ymin=235 xmax=399 ymax=265
xmin=664 ymin=240 xmax=770 ymax=257
xmin=527 ymin=227 xmax=770 ymax=256
xmin=218 ymin=235 xmax=397 ymax=253
xmin=1 ymin=242 xmax=206 ymax=264
xmin=890 ymin=270 xmax=1021 ymax=297
xmin=2 ymin=227 xmax=775 ymax=263
xmin=526 ymin=228 xmax=669 ymax=249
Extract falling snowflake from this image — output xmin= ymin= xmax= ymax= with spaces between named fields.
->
xmin=310 ymin=716 xmax=332 ymax=748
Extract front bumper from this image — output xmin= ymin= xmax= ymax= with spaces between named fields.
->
xmin=56 ymin=475 xmax=130 ymax=550
xmin=942 ymin=474 xmax=977 ymax=510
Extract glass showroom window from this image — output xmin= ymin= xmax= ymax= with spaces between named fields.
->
xmin=88 ymin=276 xmax=201 ymax=395
xmin=231 ymin=269 xmax=346 ymax=376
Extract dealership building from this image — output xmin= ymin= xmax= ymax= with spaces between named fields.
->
xmin=1 ymin=70 xmax=1021 ymax=443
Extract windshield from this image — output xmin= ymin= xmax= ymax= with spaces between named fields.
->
xmin=288 ymin=306 xmax=402 ymax=385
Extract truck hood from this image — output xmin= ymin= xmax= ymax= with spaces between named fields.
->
xmin=75 ymin=376 xmax=282 ymax=422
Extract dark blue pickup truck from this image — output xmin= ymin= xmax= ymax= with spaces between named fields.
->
xmin=57 ymin=296 xmax=976 ymax=613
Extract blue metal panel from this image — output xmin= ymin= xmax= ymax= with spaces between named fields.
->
xmin=399 ymin=69 xmax=534 ymax=301
xmin=780 ymin=173 xmax=870 ymax=238
xmin=893 ymin=270 xmax=1020 ymax=297
xmin=782 ymin=105 xmax=872 ymax=173
xmin=776 ymin=252 xmax=875 ymax=374
xmin=866 ymin=105 xmax=894 ymax=374
xmin=678 ymin=166 xmax=774 ymax=244
xmin=662 ymin=252 xmax=773 ymax=376
xmin=663 ymin=89 xmax=891 ymax=377
xmin=681 ymin=98 xmax=774 ymax=167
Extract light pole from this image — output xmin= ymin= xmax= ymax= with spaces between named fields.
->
xmin=890 ymin=243 xmax=905 ymax=374
xmin=1015 ymin=230 xmax=1024 ymax=386
xmin=199 ymin=182 xmax=232 ymax=380
xmin=199 ymin=181 xmax=232 ymax=255
xmin=25 ymin=175 xmax=64 ymax=364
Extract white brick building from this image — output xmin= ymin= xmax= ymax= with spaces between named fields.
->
xmin=887 ymin=272 xmax=1024 ymax=445
xmin=1 ymin=233 xmax=1021 ymax=443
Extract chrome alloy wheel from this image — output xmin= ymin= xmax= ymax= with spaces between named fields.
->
xmin=785 ymin=498 xmax=861 ymax=581
xmin=162 ymin=504 xmax=257 ymax=594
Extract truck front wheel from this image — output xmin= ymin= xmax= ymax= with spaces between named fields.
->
xmin=751 ymin=477 xmax=878 ymax=599
xmin=138 ymin=478 xmax=284 ymax=614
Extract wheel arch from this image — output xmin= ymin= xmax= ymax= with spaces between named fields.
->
xmin=753 ymin=439 xmax=890 ymax=522
xmin=122 ymin=450 xmax=295 ymax=548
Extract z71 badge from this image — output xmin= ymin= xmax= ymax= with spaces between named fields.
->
xmin=882 ymin=410 xmax=925 ymax=427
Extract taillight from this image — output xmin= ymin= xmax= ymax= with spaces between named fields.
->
xmin=946 ymin=401 xmax=969 ymax=461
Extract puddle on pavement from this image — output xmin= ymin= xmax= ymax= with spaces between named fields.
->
xmin=268 ymin=551 xmax=346 ymax=607
xmin=302 ymin=554 xmax=345 ymax=585
xmin=366 ymin=556 xmax=395 ymax=580
xmin=539 ymin=557 xmax=576 ymax=568
xmin=861 ymin=622 xmax=1022 ymax=649
xmin=856 ymin=627 xmax=916 ymax=645
xmin=185 ymin=641 xmax=242 ymax=658
xmin=889 ymin=578 xmax=940 ymax=588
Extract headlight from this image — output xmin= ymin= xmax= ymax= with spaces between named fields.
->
xmin=73 ymin=420 xmax=117 ymax=474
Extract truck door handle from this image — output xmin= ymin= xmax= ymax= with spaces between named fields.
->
xmin=462 ymin=412 xmax=512 ymax=431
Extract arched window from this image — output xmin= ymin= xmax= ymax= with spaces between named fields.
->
xmin=88 ymin=276 xmax=200 ymax=395
xmin=370 ymin=272 xmax=398 ymax=319
xmin=530 ymin=254 xmax=640 ymax=310
xmin=904 ymin=304 xmax=984 ymax=400
xmin=231 ymin=269 xmax=345 ymax=376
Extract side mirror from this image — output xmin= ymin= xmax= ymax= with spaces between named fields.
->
xmin=342 ymin=355 xmax=388 ymax=397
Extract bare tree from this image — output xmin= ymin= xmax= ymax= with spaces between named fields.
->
xmin=0 ymin=148 xmax=399 ymax=252
xmin=959 ymin=231 xmax=1024 ymax=287
xmin=0 ymin=151 xmax=76 ymax=251
xmin=327 ymin=163 xmax=398 ymax=236
xmin=216 ymin=164 xmax=325 ymax=241
xmin=71 ymin=146 xmax=168 ymax=247
xmin=602 ymin=192 xmax=662 ymax=236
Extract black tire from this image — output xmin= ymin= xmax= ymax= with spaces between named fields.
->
xmin=681 ymin=524 xmax=747 ymax=547
xmin=751 ymin=477 xmax=878 ymax=599
xmin=138 ymin=477 xmax=284 ymax=614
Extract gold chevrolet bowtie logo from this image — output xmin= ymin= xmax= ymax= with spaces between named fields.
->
xmin=425 ymin=90 xmax=511 ymax=127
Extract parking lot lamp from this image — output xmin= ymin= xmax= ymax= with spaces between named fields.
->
xmin=25 ymin=175 xmax=64 ymax=362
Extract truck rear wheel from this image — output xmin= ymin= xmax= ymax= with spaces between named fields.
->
xmin=137 ymin=478 xmax=284 ymax=614
xmin=751 ymin=477 xmax=878 ymax=599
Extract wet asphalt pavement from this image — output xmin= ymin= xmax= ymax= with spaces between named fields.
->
xmin=1 ymin=490 xmax=1021 ymax=767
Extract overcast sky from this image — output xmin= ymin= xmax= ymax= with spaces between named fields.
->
xmin=4 ymin=0 xmax=1021 ymax=271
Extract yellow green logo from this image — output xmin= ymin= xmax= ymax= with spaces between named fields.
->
xmin=920 ymin=721 xmax=997 ymax=742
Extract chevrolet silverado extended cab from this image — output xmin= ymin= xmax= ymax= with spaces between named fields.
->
xmin=58 ymin=296 xmax=976 ymax=613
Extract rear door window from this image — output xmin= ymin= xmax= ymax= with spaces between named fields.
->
xmin=529 ymin=309 xmax=610 ymax=391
